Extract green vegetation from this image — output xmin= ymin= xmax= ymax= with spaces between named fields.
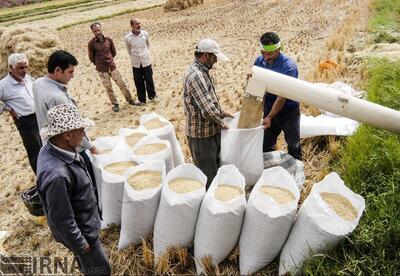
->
xmin=369 ymin=0 xmax=400 ymax=43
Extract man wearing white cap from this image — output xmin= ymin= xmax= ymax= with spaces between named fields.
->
xmin=183 ymin=38 xmax=233 ymax=189
xmin=36 ymin=104 xmax=110 ymax=276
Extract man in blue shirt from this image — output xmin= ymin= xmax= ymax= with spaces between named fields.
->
xmin=254 ymin=32 xmax=302 ymax=160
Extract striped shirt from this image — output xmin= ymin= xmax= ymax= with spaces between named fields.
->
xmin=183 ymin=59 xmax=224 ymax=138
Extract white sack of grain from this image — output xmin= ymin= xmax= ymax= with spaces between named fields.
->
xmin=239 ymin=167 xmax=300 ymax=275
xmin=140 ymin=113 xmax=184 ymax=167
xmin=89 ymin=135 xmax=122 ymax=206
xmin=132 ymin=135 xmax=173 ymax=172
xmin=153 ymin=163 xmax=206 ymax=264
xmin=263 ymin=150 xmax=305 ymax=189
xmin=279 ymin=172 xmax=365 ymax=275
xmin=119 ymin=127 xmax=149 ymax=149
xmin=118 ymin=160 xmax=166 ymax=250
xmin=194 ymin=165 xmax=246 ymax=274
xmin=221 ymin=112 xmax=263 ymax=186
xmin=92 ymin=142 xmax=139 ymax=229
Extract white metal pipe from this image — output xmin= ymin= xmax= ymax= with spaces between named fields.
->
xmin=251 ymin=65 xmax=400 ymax=133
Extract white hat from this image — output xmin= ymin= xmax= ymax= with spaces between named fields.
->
xmin=40 ymin=104 xmax=94 ymax=139
xmin=196 ymin=38 xmax=229 ymax=62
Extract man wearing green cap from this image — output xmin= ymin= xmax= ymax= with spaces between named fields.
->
xmin=254 ymin=32 xmax=302 ymax=160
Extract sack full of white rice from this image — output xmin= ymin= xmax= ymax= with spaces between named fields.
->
xmin=118 ymin=160 xmax=166 ymax=250
xmin=239 ymin=167 xmax=300 ymax=275
xmin=153 ymin=163 xmax=206 ymax=265
xmin=132 ymin=135 xmax=173 ymax=172
xmin=141 ymin=113 xmax=184 ymax=167
xmin=279 ymin=172 xmax=365 ymax=275
xmin=194 ymin=165 xmax=246 ymax=274
xmin=119 ymin=127 xmax=148 ymax=149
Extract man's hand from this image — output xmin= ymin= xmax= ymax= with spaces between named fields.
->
xmin=246 ymin=72 xmax=252 ymax=80
xmin=222 ymin=111 xmax=234 ymax=118
xmin=89 ymin=146 xmax=99 ymax=155
xmin=8 ymin=108 xmax=18 ymax=122
xmin=263 ymin=116 xmax=272 ymax=129
xmin=222 ymin=123 xmax=229 ymax=130
xmin=83 ymin=243 xmax=91 ymax=254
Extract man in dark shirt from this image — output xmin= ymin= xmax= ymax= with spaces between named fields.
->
xmin=37 ymin=104 xmax=111 ymax=276
xmin=254 ymin=32 xmax=302 ymax=160
xmin=88 ymin=22 xmax=139 ymax=112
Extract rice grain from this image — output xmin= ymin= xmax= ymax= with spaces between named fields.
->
xmin=128 ymin=170 xmax=162 ymax=190
xmin=143 ymin=118 xmax=168 ymax=130
xmin=260 ymin=186 xmax=295 ymax=204
xmin=214 ymin=184 xmax=243 ymax=202
xmin=126 ymin=133 xmax=147 ymax=147
xmin=320 ymin=192 xmax=357 ymax=221
xmin=104 ymin=161 xmax=137 ymax=175
xmin=169 ymin=177 xmax=202 ymax=194
xmin=135 ymin=143 xmax=167 ymax=155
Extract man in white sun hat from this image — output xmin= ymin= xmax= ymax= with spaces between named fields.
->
xmin=183 ymin=38 xmax=233 ymax=189
xmin=36 ymin=104 xmax=111 ymax=276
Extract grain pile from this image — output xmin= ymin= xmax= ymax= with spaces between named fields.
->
xmin=96 ymin=148 xmax=112 ymax=155
xmin=320 ymin=192 xmax=357 ymax=221
xmin=169 ymin=177 xmax=202 ymax=193
xmin=143 ymin=118 xmax=169 ymax=130
xmin=0 ymin=26 xmax=61 ymax=77
xmin=135 ymin=143 xmax=167 ymax=155
xmin=163 ymin=0 xmax=204 ymax=12
xmin=128 ymin=170 xmax=162 ymax=190
xmin=104 ymin=161 xmax=137 ymax=175
xmin=126 ymin=133 xmax=147 ymax=147
xmin=214 ymin=185 xmax=243 ymax=202
xmin=260 ymin=186 xmax=296 ymax=204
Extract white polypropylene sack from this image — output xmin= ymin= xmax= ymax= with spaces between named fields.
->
xmin=140 ymin=113 xmax=184 ymax=167
xmin=131 ymin=135 xmax=174 ymax=172
xmin=92 ymin=142 xmax=138 ymax=229
xmin=279 ymin=172 xmax=365 ymax=275
xmin=300 ymin=114 xmax=359 ymax=138
xmin=119 ymin=126 xmax=148 ymax=149
xmin=239 ymin=167 xmax=300 ymax=275
xmin=153 ymin=163 xmax=206 ymax=263
xmin=263 ymin=151 xmax=305 ymax=189
xmin=221 ymin=112 xmax=264 ymax=186
xmin=118 ymin=160 xmax=166 ymax=250
xmin=194 ymin=165 xmax=246 ymax=274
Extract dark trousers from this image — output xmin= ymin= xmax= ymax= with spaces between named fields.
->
xmin=187 ymin=133 xmax=221 ymax=189
xmin=132 ymin=65 xmax=156 ymax=103
xmin=263 ymin=112 xmax=302 ymax=160
xmin=14 ymin=113 xmax=42 ymax=174
xmin=75 ymin=238 xmax=111 ymax=276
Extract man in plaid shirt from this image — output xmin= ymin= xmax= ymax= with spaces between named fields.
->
xmin=183 ymin=38 xmax=233 ymax=189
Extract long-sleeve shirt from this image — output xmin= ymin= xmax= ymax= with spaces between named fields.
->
xmin=124 ymin=30 xmax=151 ymax=68
xmin=32 ymin=76 xmax=93 ymax=150
xmin=88 ymin=35 xmax=117 ymax=72
xmin=37 ymin=142 xmax=101 ymax=255
xmin=0 ymin=73 xmax=35 ymax=118
xmin=183 ymin=59 xmax=224 ymax=138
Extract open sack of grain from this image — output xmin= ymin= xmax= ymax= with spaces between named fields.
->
xmin=239 ymin=167 xmax=300 ymax=275
xmin=221 ymin=112 xmax=264 ymax=186
xmin=263 ymin=150 xmax=305 ymax=189
xmin=153 ymin=163 xmax=206 ymax=265
xmin=92 ymin=142 xmax=139 ymax=229
xmin=279 ymin=172 xmax=365 ymax=275
xmin=131 ymin=135 xmax=173 ymax=172
xmin=140 ymin=113 xmax=184 ymax=167
xmin=89 ymin=135 xmax=122 ymax=205
xmin=118 ymin=160 xmax=166 ymax=250
xmin=119 ymin=127 xmax=149 ymax=149
xmin=194 ymin=165 xmax=246 ymax=274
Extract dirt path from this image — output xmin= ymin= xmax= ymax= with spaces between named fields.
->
xmin=0 ymin=0 xmax=370 ymax=274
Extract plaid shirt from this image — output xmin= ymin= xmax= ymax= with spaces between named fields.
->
xmin=183 ymin=59 xmax=224 ymax=138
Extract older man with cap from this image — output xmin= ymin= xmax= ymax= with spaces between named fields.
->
xmin=0 ymin=53 xmax=42 ymax=174
xmin=183 ymin=38 xmax=233 ymax=189
xmin=36 ymin=104 xmax=110 ymax=276
xmin=254 ymin=32 xmax=302 ymax=160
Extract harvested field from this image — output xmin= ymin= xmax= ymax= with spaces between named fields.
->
xmin=0 ymin=0 xmax=371 ymax=274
